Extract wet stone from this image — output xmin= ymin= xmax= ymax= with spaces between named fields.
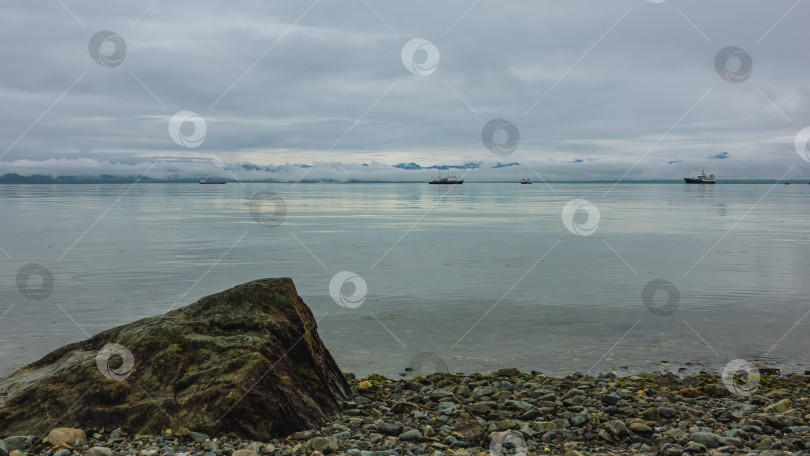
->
xmin=602 ymin=394 xmax=621 ymax=405
xmin=3 ymin=438 xmax=32 ymax=453
xmin=569 ymin=410 xmax=591 ymax=427
xmin=688 ymin=431 xmax=721 ymax=448
xmin=629 ymin=422 xmax=653 ymax=434
xmin=376 ymin=424 xmax=403 ymax=436
xmin=683 ymin=442 xmax=707 ymax=453
xmin=437 ymin=402 xmax=457 ymax=415
xmin=398 ymin=430 xmax=423 ymax=442
xmin=765 ymin=399 xmax=791 ymax=414
xmin=306 ymin=437 xmax=338 ymax=454
xmin=605 ymin=420 xmax=629 ymax=437
xmin=642 ymin=407 xmax=660 ymax=421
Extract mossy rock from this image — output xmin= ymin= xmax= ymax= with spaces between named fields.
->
xmin=0 ymin=278 xmax=349 ymax=439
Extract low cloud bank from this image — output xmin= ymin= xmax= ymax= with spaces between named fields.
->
xmin=0 ymin=156 xmax=799 ymax=182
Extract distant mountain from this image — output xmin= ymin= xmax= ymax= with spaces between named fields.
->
xmin=0 ymin=173 xmax=175 ymax=184
xmin=393 ymin=162 xmax=482 ymax=170
xmin=239 ymin=163 xmax=311 ymax=172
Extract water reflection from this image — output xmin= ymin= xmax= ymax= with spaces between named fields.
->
xmin=0 ymin=183 xmax=808 ymax=377
xmin=683 ymin=182 xmax=715 ymax=202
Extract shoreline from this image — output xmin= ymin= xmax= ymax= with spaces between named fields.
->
xmin=338 ymin=360 xmax=809 ymax=385
xmin=4 ymin=370 xmax=809 ymax=456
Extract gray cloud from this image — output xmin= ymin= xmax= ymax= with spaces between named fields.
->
xmin=2 ymin=1 xmax=810 ymax=180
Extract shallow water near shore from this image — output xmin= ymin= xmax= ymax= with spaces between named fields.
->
xmin=1 ymin=182 xmax=809 ymax=377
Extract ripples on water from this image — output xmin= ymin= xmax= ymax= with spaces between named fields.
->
xmin=1 ymin=183 xmax=809 ymax=377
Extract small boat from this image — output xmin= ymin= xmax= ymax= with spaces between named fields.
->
xmin=429 ymin=174 xmax=463 ymax=184
xmin=199 ymin=179 xmax=226 ymax=184
xmin=785 ymin=181 xmax=790 ymax=185
xmin=520 ymin=178 xmax=532 ymax=184
xmin=684 ymin=170 xmax=715 ymax=184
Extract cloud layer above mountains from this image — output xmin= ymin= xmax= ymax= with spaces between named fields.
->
xmin=2 ymin=1 xmax=810 ymax=180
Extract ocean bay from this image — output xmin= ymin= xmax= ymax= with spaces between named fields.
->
xmin=1 ymin=182 xmax=808 ymax=377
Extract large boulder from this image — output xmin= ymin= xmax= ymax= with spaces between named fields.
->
xmin=0 ymin=278 xmax=349 ymax=439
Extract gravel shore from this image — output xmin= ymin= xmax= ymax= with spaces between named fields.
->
xmin=5 ymin=369 xmax=810 ymax=456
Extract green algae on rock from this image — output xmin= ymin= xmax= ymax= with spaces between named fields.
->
xmin=0 ymin=278 xmax=349 ymax=439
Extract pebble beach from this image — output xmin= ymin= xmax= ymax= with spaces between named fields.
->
xmin=6 ymin=369 xmax=810 ymax=456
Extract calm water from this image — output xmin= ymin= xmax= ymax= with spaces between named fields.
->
xmin=1 ymin=183 xmax=809 ymax=378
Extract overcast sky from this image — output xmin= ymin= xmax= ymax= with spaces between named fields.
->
xmin=1 ymin=0 xmax=810 ymax=180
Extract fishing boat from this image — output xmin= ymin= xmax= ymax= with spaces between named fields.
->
xmin=683 ymin=170 xmax=715 ymax=184
xmin=199 ymin=179 xmax=226 ymax=184
xmin=521 ymin=178 xmax=532 ymax=184
xmin=429 ymin=175 xmax=463 ymax=184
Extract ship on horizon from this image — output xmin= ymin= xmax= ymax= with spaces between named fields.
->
xmin=684 ymin=170 xmax=715 ymax=184
xmin=429 ymin=174 xmax=463 ymax=184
